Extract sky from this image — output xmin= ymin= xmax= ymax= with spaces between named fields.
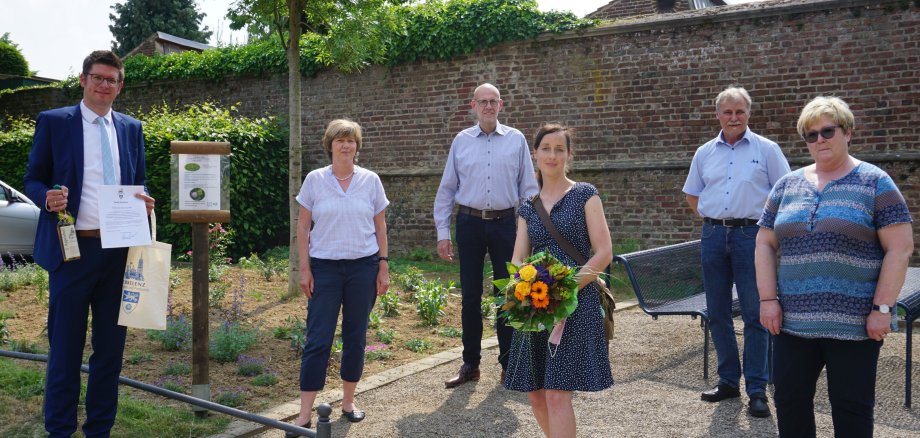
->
xmin=0 ymin=0 xmax=761 ymax=80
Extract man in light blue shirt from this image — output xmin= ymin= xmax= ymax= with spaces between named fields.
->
xmin=683 ymin=86 xmax=790 ymax=418
xmin=434 ymin=83 xmax=539 ymax=388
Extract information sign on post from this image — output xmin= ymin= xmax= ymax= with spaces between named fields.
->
xmin=169 ymin=141 xmax=231 ymax=415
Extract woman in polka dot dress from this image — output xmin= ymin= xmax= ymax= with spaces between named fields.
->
xmin=503 ymin=123 xmax=614 ymax=437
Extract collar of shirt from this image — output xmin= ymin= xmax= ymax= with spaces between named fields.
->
xmin=473 ymin=122 xmax=509 ymax=137
xmin=716 ymin=127 xmax=753 ymax=148
xmin=80 ymin=100 xmax=113 ymax=125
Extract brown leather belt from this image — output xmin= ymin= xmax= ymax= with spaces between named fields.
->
xmin=458 ymin=205 xmax=515 ymax=220
xmin=76 ymin=229 xmax=101 ymax=238
xmin=703 ymin=217 xmax=758 ymax=227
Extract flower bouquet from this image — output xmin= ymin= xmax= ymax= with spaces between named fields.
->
xmin=493 ymin=251 xmax=580 ymax=332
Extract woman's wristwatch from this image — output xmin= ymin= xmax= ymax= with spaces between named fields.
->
xmin=378 ymin=256 xmax=389 ymax=263
xmin=872 ymin=303 xmax=893 ymax=314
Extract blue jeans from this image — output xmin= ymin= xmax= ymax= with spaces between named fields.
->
xmin=701 ymin=223 xmax=769 ymax=395
xmin=300 ymin=255 xmax=379 ymax=391
xmin=773 ymin=333 xmax=881 ymax=438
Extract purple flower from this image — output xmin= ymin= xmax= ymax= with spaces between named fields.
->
xmin=536 ymin=265 xmax=554 ymax=287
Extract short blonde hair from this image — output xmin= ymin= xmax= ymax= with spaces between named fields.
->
xmin=796 ymin=96 xmax=855 ymax=138
xmin=322 ymin=119 xmax=362 ymax=162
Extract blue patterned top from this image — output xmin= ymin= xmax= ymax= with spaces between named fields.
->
xmin=758 ymin=162 xmax=912 ymax=340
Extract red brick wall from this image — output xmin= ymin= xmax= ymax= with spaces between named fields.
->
xmin=4 ymin=0 xmax=919 ymax=258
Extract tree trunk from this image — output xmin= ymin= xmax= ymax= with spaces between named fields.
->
xmin=287 ymin=0 xmax=304 ymax=297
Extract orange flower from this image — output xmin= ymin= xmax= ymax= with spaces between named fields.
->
xmin=514 ymin=281 xmax=531 ymax=301
xmin=532 ymin=294 xmax=550 ymax=309
xmin=530 ymin=281 xmax=549 ymax=300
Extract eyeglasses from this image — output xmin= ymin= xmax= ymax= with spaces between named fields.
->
xmin=802 ymin=125 xmax=841 ymax=143
xmin=86 ymin=74 xmax=120 ymax=87
xmin=476 ymin=99 xmax=500 ymax=108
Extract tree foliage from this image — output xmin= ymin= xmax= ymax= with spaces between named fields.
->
xmin=119 ymin=0 xmax=594 ymax=82
xmin=109 ymin=0 xmax=214 ymax=56
xmin=0 ymin=33 xmax=29 ymax=76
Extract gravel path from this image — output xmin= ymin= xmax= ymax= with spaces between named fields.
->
xmin=228 ymin=307 xmax=919 ymax=437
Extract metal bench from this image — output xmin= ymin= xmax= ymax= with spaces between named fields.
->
xmin=897 ymin=267 xmax=920 ymax=408
xmin=614 ymin=240 xmax=740 ymax=380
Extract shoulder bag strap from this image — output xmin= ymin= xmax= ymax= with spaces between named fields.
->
xmin=532 ymin=194 xmax=588 ymax=266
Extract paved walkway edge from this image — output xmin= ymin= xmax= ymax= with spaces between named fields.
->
xmin=210 ymin=299 xmax=640 ymax=437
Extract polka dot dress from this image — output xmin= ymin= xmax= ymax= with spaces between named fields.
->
xmin=503 ymin=182 xmax=614 ymax=392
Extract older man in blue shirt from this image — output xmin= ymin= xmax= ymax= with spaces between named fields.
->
xmin=683 ymin=86 xmax=790 ymax=418
xmin=434 ymin=83 xmax=539 ymax=388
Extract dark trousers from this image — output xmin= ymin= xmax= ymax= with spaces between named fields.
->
xmin=456 ymin=212 xmax=516 ymax=369
xmin=300 ymin=255 xmax=378 ymax=391
xmin=773 ymin=333 xmax=882 ymax=438
xmin=44 ymin=237 xmax=128 ymax=438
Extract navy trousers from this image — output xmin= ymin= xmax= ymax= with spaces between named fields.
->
xmin=44 ymin=237 xmax=128 ymax=438
xmin=455 ymin=212 xmax=516 ymax=369
xmin=300 ymin=255 xmax=378 ymax=391
xmin=773 ymin=333 xmax=881 ymax=438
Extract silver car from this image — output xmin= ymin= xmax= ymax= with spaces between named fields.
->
xmin=0 ymin=179 xmax=39 ymax=256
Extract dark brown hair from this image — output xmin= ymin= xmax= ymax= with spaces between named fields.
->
xmin=82 ymin=50 xmax=125 ymax=81
xmin=532 ymin=123 xmax=574 ymax=188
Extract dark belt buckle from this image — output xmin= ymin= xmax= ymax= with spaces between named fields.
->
xmin=481 ymin=209 xmax=499 ymax=220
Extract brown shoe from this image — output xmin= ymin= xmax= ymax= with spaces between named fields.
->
xmin=445 ymin=364 xmax=480 ymax=388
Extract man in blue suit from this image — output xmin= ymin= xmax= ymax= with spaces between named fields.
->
xmin=24 ymin=50 xmax=155 ymax=438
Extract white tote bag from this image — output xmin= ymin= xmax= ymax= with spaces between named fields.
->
xmin=118 ymin=212 xmax=172 ymax=330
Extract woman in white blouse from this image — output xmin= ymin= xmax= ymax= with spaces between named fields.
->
xmin=287 ymin=119 xmax=390 ymax=436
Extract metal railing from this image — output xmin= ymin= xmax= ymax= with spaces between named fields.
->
xmin=0 ymin=349 xmax=328 ymax=437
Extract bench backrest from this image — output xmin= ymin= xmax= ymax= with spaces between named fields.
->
xmin=615 ymin=240 xmax=705 ymax=311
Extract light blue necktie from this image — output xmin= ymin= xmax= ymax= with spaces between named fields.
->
xmin=95 ymin=116 xmax=116 ymax=185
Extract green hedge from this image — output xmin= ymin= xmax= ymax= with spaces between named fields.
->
xmin=121 ymin=0 xmax=594 ymax=84
xmin=0 ymin=103 xmax=288 ymax=258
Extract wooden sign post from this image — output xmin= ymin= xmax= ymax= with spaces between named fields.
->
xmin=169 ymin=141 xmax=231 ymax=416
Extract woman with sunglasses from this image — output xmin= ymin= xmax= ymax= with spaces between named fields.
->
xmin=754 ymin=96 xmax=913 ymax=437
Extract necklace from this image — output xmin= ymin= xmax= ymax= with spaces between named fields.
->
xmin=334 ymin=171 xmax=355 ymax=181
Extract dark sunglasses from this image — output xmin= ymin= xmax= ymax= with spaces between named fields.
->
xmin=802 ymin=125 xmax=841 ymax=143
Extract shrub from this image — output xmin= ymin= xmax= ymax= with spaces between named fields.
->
xmin=8 ymin=339 xmax=41 ymax=354
xmin=126 ymin=351 xmax=153 ymax=365
xmin=274 ymin=316 xmax=307 ymax=355
xmin=408 ymin=247 xmax=433 ymax=261
xmin=375 ymin=329 xmax=395 ymax=344
xmin=415 ymin=279 xmax=452 ymax=326
xmin=378 ymin=290 xmax=400 ymax=317
xmin=404 ymin=338 xmax=431 ymax=353
xmin=146 ymin=315 xmax=192 ymax=351
xmin=0 ymin=41 xmax=28 ymax=76
xmin=215 ymin=388 xmax=247 ymax=408
xmin=0 ymin=103 xmax=289 ymax=259
xmin=438 ymin=327 xmax=463 ymax=338
xmin=163 ymin=362 xmax=192 ymax=376
xmin=365 ymin=344 xmax=393 ymax=361
xmin=480 ymin=295 xmax=496 ymax=321
xmin=0 ymin=315 xmax=10 ymax=346
xmin=393 ymin=266 xmax=425 ymax=295
xmin=367 ymin=311 xmax=382 ymax=330
xmin=236 ymin=355 xmax=266 ymax=376
xmin=251 ymin=373 xmax=279 ymax=386
xmin=155 ymin=376 xmax=186 ymax=394
xmin=209 ymin=322 xmax=260 ymax=363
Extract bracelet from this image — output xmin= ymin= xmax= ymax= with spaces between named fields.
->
xmin=378 ymin=256 xmax=389 ymax=262
xmin=760 ymin=298 xmax=778 ymax=302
